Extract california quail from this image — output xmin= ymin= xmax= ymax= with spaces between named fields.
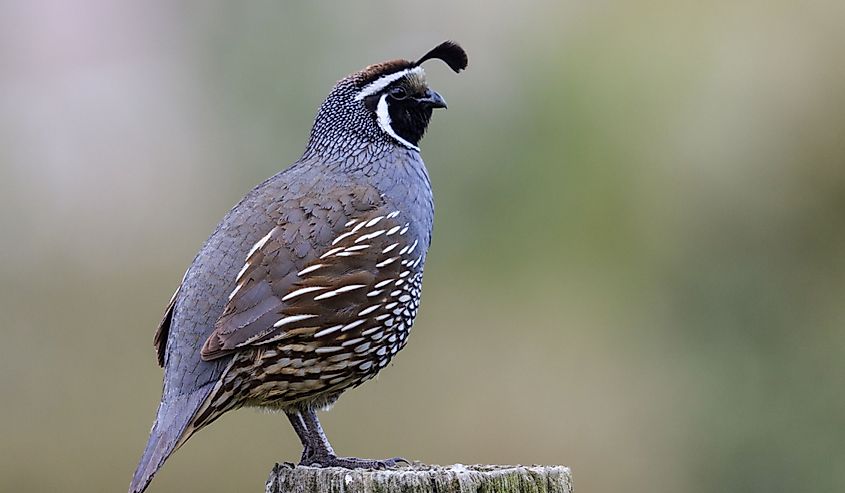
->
xmin=129 ymin=41 xmax=468 ymax=493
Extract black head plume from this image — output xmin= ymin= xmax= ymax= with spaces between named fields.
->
xmin=414 ymin=41 xmax=468 ymax=73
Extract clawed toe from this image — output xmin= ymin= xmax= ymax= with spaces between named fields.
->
xmin=376 ymin=457 xmax=409 ymax=468
xmin=300 ymin=454 xmax=408 ymax=469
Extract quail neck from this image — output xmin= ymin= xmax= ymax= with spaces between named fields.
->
xmin=129 ymin=41 xmax=467 ymax=493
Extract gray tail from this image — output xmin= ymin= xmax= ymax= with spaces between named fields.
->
xmin=129 ymin=389 xmax=211 ymax=493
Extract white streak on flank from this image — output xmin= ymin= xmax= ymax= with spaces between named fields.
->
xmin=342 ymin=319 xmax=366 ymax=332
xmin=344 ymin=244 xmax=370 ymax=252
xmin=282 ymin=286 xmax=327 ymax=302
xmin=355 ymin=230 xmax=386 ymax=243
xmin=375 ymin=94 xmax=420 ymax=151
xmin=358 ymin=304 xmax=382 ymax=316
xmin=365 ymin=216 xmax=384 ymax=228
xmin=366 ymin=290 xmax=383 ymax=297
xmin=320 ymin=247 xmax=345 ymax=259
xmin=327 ymin=352 xmax=352 ymax=362
xmin=228 ymin=283 xmax=243 ymax=301
xmin=412 ymin=255 xmax=423 ymax=268
xmin=374 ymin=314 xmax=390 ymax=322
xmin=247 ymin=229 xmax=275 ymax=258
xmin=344 ymin=219 xmax=358 ymax=227
xmin=167 ymin=286 xmax=180 ymax=306
xmin=335 ymin=251 xmax=359 ymax=257
xmin=235 ymin=262 xmax=250 ymax=282
xmin=376 ymin=257 xmax=399 ymax=268
xmin=375 ymin=279 xmax=394 ymax=288
xmin=342 ymin=337 xmax=365 ymax=347
xmin=314 ymin=325 xmax=344 ymax=338
xmin=386 ymin=226 xmax=401 ymax=236
xmin=382 ymin=242 xmax=400 ymax=254
xmin=384 ymin=302 xmax=398 ymax=310
xmin=351 ymin=221 xmax=367 ymax=234
xmin=362 ymin=325 xmax=383 ymax=335
xmin=273 ymin=314 xmax=318 ymax=328
xmin=400 ymin=224 xmax=410 ymax=235
xmin=376 ymin=347 xmax=387 ymax=356
xmin=359 ymin=361 xmax=373 ymax=371
xmin=315 ymin=346 xmax=344 ymax=354
xmin=399 ymin=245 xmax=410 ymax=255
xmin=259 ymin=332 xmax=293 ymax=344
xmin=354 ymin=342 xmax=371 ymax=353
xmin=240 ymin=331 xmax=272 ymax=345
xmin=399 ymin=295 xmax=411 ymax=303
xmin=332 ymin=231 xmax=356 ymax=245
xmin=324 ymin=360 xmax=349 ymax=371
xmin=390 ymin=290 xmax=402 ymax=297
xmin=298 ymin=264 xmax=325 ymax=276
xmin=387 ymin=211 xmax=400 ymax=219
xmin=168 ymin=269 xmax=190 ymax=305
xmin=313 ymin=284 xmax=367 ymax=300
xmin=354 ymin=66 xmax=424 ymax=101
xmin=407 ymin=239 xmax=419 ymax=254
xmin=400 ymin=270 xmax=411 ymax=278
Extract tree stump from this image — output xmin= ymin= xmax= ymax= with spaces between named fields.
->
xmin=266 ymin=463 xmax=573 ymax=493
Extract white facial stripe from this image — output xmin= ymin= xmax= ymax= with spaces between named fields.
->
xmin=354 ymin=66 xmax=424 ymax=101
xmin=376 ymin=94 xmax=420 ymax=151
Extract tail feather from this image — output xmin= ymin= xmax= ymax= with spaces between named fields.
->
xmin=129 ymin=388 xmax=211 ymax=493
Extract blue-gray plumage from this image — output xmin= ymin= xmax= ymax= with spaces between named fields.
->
xmin=130 ymin=42 xmax=467 ymax=493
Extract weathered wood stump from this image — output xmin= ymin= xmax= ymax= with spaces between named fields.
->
xmin=266 ymin=463 xmax=573 ymax=493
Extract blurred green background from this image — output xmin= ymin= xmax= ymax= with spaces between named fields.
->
xmin=1 ymin=1 xmax=844 ymax=492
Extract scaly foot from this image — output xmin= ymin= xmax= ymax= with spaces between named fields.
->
xmin=300 ymin=453 xmax=408 ymax=469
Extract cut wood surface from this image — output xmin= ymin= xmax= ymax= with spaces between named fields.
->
xmin=266 ymin=463 xmax=573 ymax=493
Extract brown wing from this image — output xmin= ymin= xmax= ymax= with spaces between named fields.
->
xmin=200 ymin=206 xmax=418 ymax=360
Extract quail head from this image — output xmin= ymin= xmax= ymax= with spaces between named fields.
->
xmin=129 ymin=41 xmax=468 ymax=493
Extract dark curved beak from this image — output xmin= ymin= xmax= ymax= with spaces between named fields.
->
xmin=416 ymin=89 xmax=447 ymax=109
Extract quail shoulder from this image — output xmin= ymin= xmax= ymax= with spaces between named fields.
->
xmin=130 ymin=41 xmax=468 ymax=493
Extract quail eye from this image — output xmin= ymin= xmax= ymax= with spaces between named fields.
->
xmin=388 ymin=86 xmax=407 ymax=100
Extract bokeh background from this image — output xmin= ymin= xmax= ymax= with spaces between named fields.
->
xmin=2 ymin=1 xmax=844 ymax=492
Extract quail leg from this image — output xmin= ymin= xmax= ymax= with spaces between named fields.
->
xmin=285 ymin=411 xmax=316 ymax=463
xmin=297 ymin=408 xmax=407 ymax=469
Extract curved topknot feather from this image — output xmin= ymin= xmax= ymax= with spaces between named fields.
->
xmin=415 ymin=41 xmax=468 ymax=73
